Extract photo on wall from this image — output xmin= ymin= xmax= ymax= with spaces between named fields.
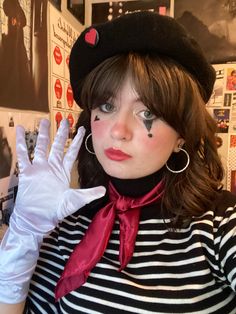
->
xmin=91 ymin=0 xmax=171 ymax=24
xmin=0 ymin=0 xmax=49 ymax=112
xmin=174 ymin=0 xmax=236 ymax=63
xmin=226 ymin=67 xmax=236 ymax=90
xmin=213 ymin=108 xmax=230 ymax=133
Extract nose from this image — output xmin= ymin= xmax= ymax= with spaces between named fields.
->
xmin=110 ymin=114 xmax=132 ymax=141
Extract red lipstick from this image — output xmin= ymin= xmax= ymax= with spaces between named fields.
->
xmin=104 ymin=148 xmax=132 ymax=161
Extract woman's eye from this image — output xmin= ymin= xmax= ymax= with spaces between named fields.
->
xmin=99 ymin=103 xmax=115 ymax=113
xmin=138 ymin=109 xmax=156 ymax=121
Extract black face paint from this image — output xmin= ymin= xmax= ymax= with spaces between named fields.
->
xmin=94 ymin=115 xmax=100 ymax=121
xmin=143 ymin=120 xmax=153 ymax=138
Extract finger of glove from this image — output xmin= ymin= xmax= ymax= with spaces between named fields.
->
xmin=48 ymin=119 xmax=69 ymax=172
xmin=33 ymin=119 xmax=50 ymax=163
xmin=63 ymin=126 xmax=85 ymax=175
xmin=16 ymin=125 xmax=31 ymax=172
xmin=57 ymin=186 xmax=106 ymax=220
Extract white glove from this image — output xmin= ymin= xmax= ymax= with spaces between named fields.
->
xmin=0 ymin=118 xmax=105 ymax=304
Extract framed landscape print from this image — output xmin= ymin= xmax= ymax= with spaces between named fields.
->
xmin=174 ymin=0 xmax=236 ymax=63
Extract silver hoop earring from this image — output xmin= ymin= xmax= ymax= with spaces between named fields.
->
xmin=85 ymin=133 xmax=95 ymax=155
xmin=165 ymin=148 xmax=190 ymax=173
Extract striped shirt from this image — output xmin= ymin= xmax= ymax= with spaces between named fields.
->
xmin=25 ymin=179 xmax=236 ymax=314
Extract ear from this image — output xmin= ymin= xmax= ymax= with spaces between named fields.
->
xmin=173 ymin=137 xmax=185 ymax=153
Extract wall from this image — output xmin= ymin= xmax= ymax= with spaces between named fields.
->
xmin=0 ymin=0 xmax=236 ymax=227
xmin=0 ymin=0 xmax=86 ymax=224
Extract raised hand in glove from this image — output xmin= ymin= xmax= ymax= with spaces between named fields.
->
xmin=0 ymin=119 xmax=105 ymax=304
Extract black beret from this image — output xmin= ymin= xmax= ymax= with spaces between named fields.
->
xmin=69 ymin=11 xmax=216 ymax=107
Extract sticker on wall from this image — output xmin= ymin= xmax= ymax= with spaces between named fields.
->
xmin=66 ymin=83 xmax=74 ymax=110
xmin=52 ymin=43 xmax=64 ymax=77
xmin=53 ymin=77 xmax=64 ymax=109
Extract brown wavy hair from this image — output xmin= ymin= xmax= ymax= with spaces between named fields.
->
xmin=75 ymin=53 xmax=224 ymax=227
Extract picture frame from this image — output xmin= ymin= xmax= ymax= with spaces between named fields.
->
xmin=91 ymin=0 xmax=171 ymax=25
xmin=67 ymin=0 xmax=85 ymax=25
xmin=49 ymin=0 xmax=61 ymax=11
xmin=174 ymin=0 xmax=236 ymax=63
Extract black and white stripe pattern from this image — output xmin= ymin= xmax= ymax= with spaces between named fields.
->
xmin=26 ymin=190 xmax=236 ymax=313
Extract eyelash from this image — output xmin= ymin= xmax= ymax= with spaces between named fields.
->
xmin=137 ymin=109 xmax=157 ymax=121
xmin=98 ymin=103 xmax=115 ymax=113
xmin=97 ymin=103 xmax=157 ymax=122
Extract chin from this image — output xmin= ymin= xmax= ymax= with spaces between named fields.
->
xmin=104 ymin=167 xmax=149 ymax=180
xmin=106 ymin=171 xmax=131 ymax=179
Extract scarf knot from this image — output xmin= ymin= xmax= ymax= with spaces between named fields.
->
xmin=55 ymin=180 xmax=164 ymax=301
xmin=109 ymin=183 xmax=135 ymax=212
xmin=115 ymin=197 xmax=134 ymax=212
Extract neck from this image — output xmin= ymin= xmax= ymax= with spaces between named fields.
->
xmin=109 ymin=168 xmax=164 ymax=197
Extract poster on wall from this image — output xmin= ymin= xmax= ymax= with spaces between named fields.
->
xmin=48 ymin=2 xmax=81 ymax=144
xmin=206 ymin=63 xmax=236 ymax=191
xmin=91 ymin=0 xmax=171 ymax=24
xmin=0 ymin=111 xmax=49 ymax=225
xmin=229 ymin=135 xmax=236 ymax=194
xmin=174 ymin=0 xmax=236 ymax=63
xmin=0 ymin=0 xmax=49 ymax=112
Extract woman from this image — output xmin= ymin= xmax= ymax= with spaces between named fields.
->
xmin=0 ymin=0 xmax=34 ymax=108
xmin=1 ymin=11 xmax=236 ymax=314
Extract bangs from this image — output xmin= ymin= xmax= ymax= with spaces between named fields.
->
xmin=128 ymin=54 xmax=203 ymax=135
xmin=80 ymin=53 xmax=205 ymax=137
xmin=80 ymin=55 xmax=129 ymax=110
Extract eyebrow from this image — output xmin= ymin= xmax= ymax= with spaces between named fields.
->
xmin=111 ymin=95 xmax=143 ymax=104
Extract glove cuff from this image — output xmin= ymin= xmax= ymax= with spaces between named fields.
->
xmin=0 ymin=212 xmax=43 ymax=303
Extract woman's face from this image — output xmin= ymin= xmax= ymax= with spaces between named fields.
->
xmin=90 ymin=77 xmax=183 ymax=179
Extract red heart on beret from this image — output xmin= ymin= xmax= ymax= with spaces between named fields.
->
xmin=85 ymin=28 xmax=99 ymax=47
